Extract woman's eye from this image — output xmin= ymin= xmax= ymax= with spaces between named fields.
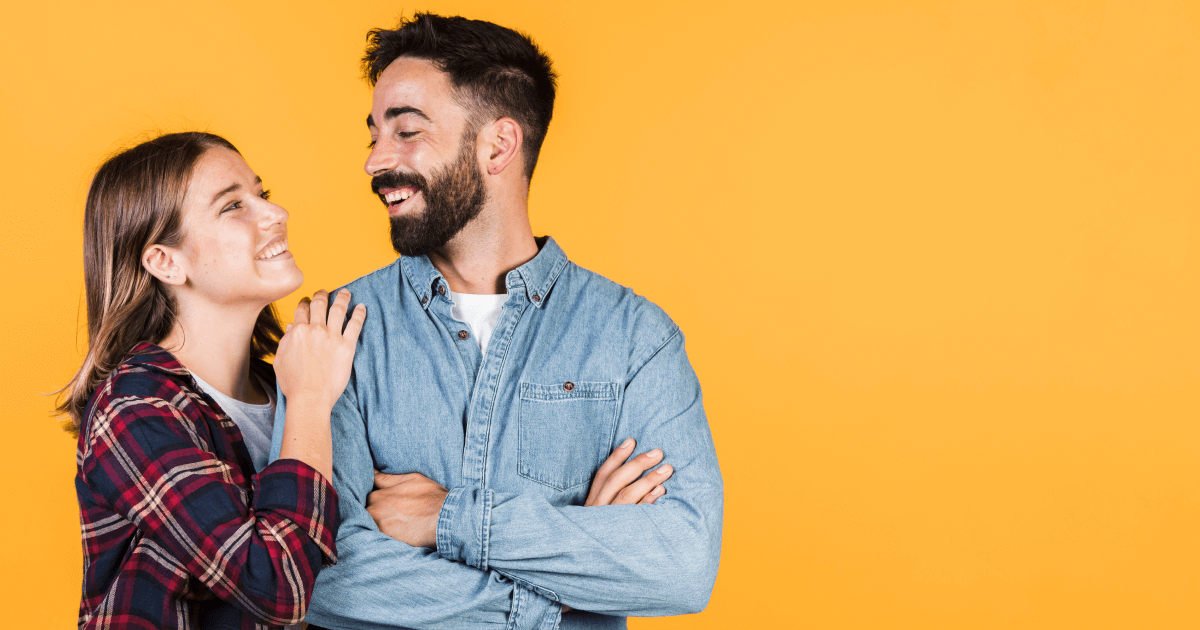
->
xmin=259 ymin=189 xmax=272 ymax=201
xmin=367 ymin=139 xmax=377 ymax=149
xmin=221 ymin=201 xmax=242 ymax=214
xmin=399 ymin=131 xmax=418 ymax=139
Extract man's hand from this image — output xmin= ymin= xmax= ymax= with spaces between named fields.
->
xmin=367 ymin=472 xmax=449 ymax=548
xmin=585 ymin=438 xmax=674 ymax=506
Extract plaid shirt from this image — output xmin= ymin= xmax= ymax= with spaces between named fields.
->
xmin=76 ymin=343 xmax=339 ymax=630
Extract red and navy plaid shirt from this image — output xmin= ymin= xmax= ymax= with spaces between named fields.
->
xmin=76 ymin=343 xmax=339 ymax=630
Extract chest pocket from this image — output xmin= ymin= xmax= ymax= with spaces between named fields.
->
xmin=518 ymin=381 xmax=620 ymax=491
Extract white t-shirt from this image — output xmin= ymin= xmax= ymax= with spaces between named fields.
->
xmin=191 ymin=371 xmax=276 ymax=473
xmin=447 ymin=289 xmax=508 ymax=355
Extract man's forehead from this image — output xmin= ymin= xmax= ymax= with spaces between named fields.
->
xmin=371 ymin=58 xmax=453 ymax=115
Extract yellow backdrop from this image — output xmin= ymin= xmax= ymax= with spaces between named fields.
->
xmin=2 ymin=1 xmax=1197 ymax=628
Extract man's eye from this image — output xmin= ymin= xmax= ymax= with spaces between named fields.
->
xmin=399 ymin=131 xmax=418 ymax=139
xmin=259 ymin=189 xmax=272 ymax=201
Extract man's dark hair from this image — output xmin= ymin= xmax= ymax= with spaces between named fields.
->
xmin=363 ymin=13 xmax=558 ymax=180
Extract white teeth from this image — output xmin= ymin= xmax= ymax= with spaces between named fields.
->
xmin=384 ymin=189 xmax=415 ymax=204
xmin=257 ymin=239 xmax=288 ymax=260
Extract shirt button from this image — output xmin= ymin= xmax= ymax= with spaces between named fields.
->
xmin=457 ymin=330 xmax=469 ymax=340
xmin=437 ymin=285 xmax=446 ymax=296
xmin=420 ymin=295 xmax=428 ymax=304
xmin=563 ymin=381 xmax=574 ymax=392
xmin=532 ymin=294 xmax=541 ymax=303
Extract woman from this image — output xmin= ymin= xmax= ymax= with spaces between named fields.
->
xmin=60 ymin=132 xmax=363 ymax=629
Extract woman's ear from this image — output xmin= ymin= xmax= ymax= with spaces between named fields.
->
xmin=143 ymin=244 xmax=186 ymax=287
xmin=482 ymin=117 xmax=524 ymax=176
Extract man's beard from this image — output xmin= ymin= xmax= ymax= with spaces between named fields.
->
xmin=372 ymin=136 xmax=487 ymax=257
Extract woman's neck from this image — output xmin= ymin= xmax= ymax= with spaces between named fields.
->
xmin=158 ymin=297 xmax=266 ymax=404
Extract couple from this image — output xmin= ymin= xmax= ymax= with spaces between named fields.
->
xmin=64 ymin=13 xmax=722 ymax=630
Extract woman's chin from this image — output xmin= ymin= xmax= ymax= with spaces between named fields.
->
xmin=262 ymin=267 xmax=305 ymax=304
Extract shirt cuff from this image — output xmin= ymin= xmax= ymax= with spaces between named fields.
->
xmin=508 ymin=584 xmax=563 ymax=630
xmin=254 ymin=458 xmax=340 ymax=565
xmin=436 ymin=486 xmax=493 ymax=569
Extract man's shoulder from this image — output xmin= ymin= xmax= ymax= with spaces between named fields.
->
xmin=335 ymin=259 xmax=403 ymax=304
xmin=559 ymin=262 xmax=680 ymax=347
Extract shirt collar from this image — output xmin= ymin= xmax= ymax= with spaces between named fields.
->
xmin=122 ymin=342 xmax=274 ymax=388
xmin=400 ymin=236 xmax=569 ymax=310
xmin=124 ymin=342 xmax=191 ymax=376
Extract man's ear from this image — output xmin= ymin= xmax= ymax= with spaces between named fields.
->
xmin=481 ymin=117 xmax=524 ymax=176
xmin=142 ymin=244 xmax=186 ymax=287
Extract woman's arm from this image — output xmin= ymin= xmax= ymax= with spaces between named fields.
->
xmin=274 ymin=289 xmax=366 ymax=481
xmin=80 ymin=394 xmax=338 ymax=626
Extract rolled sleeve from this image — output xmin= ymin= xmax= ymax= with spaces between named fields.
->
xmin=436 ymin=486 xmax=493 ymax=570
xmin=254 ymin=458 xmax=340 ymax=566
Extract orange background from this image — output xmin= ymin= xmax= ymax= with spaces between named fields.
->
xmin=2 ymin=1 xmax=1198 ymax=628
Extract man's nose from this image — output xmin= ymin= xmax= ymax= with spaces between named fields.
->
xmin=365 ymin=138 xmax=400 ymax=176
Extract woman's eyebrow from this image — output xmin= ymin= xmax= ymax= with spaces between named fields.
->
xmin=210 ymin=177 xmax=263 ymax=205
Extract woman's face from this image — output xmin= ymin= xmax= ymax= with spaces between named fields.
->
xmin=175 ymin=147 xmax=303 ymax=307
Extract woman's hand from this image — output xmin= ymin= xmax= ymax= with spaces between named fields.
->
xmin=275 ymin=289 xmax=366 ymax=411
xmin=584 ymin=438 xmax=674 ymax=506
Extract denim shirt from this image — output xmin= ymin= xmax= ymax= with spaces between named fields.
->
xmin=270 ymin=237 xmax=723 ymax=630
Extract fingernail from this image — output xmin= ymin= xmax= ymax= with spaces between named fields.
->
xmin=648 ymin=449 xmax=662 ymax=460
xmin=658 ymin=464 xmax=673 ymax=475
xmin=285 ymin=324 xmax=292 ymax=332
xmin=620 ymin=438 xmax=634 ymax=449
xmin=652 ymin=486 xmax=665 ymax=496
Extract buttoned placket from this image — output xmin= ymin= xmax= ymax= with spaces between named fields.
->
xmin=426 ymin=274 xmax=532 ymax=490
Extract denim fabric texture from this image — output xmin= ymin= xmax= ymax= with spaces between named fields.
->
xmin=270 ymin=237 xmax=723 ymax=629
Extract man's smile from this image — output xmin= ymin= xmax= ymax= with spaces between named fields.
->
xmin=378 ymin=186 xmax=421 ymax=215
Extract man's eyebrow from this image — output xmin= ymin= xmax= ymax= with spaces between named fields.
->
xmin=210 ymin=177 xmax=262 ymax=206
xmin=367 ymin=106 xmax=431 ymax=128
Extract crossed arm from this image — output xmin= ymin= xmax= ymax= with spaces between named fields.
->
xmin=272 ymin=329 xmax=723 ymax=628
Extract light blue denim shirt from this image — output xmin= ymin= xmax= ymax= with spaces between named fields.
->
xmin=270 ymin=237 xmax=722 ymax=630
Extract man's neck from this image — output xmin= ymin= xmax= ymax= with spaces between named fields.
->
xmin=157 ymin=297 xmax=265 ymax=404
xmin=428 ymin=201 xmax=540 ymax=295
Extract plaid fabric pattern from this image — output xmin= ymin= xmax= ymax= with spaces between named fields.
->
xmin=76 ymin=343 xmax=339 ymax=630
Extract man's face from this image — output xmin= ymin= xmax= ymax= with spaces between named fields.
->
xmin=366 ymin=57 xmax=487 ymax=256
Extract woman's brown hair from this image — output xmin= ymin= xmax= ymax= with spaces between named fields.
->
xmin=59 ymin=132 xmax=284 ymax=434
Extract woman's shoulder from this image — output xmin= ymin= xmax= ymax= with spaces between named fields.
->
xmin=92 ymin=342 xmax=190 ymax=402
xmin=82 ymin=343 xmax=203 ymax=443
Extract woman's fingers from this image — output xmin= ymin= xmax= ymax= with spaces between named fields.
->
xmin=327 ymin=289 xmax=351 ymax=328
xmin=309 ymin=289 xmax=329 ymax=327
xmin=584 ymin=438 xmax=636 ymax=506
xmin=293 ymin=297 xmax=311 ymax=325
xmin=592 ymin=448 xmax=664 ymax=506
xmin=610 ymin=464 xmax=674 ymax=506
xmin=344 ymin=303 xmax=367 ymax=341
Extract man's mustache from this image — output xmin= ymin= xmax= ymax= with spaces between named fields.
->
xmin=371 ymin=170 xmax=428 ymax=195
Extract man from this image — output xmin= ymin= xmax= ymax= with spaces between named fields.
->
xmin=272 ymin=13 xmax=722 ymax=629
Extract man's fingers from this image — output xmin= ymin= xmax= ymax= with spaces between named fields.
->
xmin=292 ymin=297 xmax=311 ymax=325
xmin=343 ymin=303 xmax=367 ymax=341
xmin=309 ymin=289 xmax=329 ymax=326
xmin=638 ymin=485 xmax=666 ymax=505
xmin=610 ymin=464 xmax=673 ymax=506
xmin=585 ymin=438 xmax=635 ymax=506
xmin=327 ymin=289 xmax=351 ymax=328
xmin=593 ymin=448 xmax=663 ymax=506
xmin=374 ymin=470 xmax=403 ymax=489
